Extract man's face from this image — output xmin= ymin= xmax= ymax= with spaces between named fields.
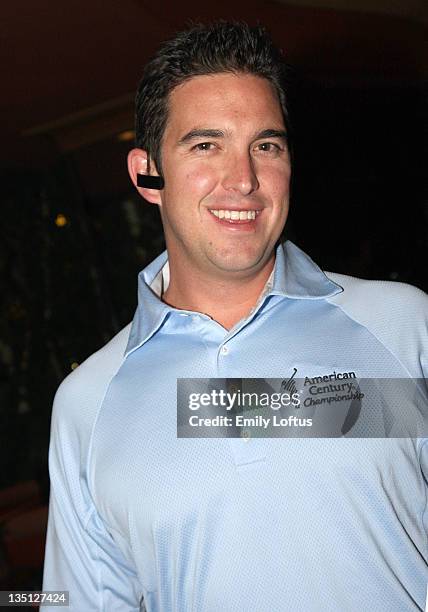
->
xmin=158 ymin=72 xmax=291 ymax=279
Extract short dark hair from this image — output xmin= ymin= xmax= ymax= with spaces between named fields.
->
xmin=135 ymin=21 xmax=291 ymax=175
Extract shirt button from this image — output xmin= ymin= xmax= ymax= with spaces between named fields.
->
xmin=220 ymin=345 xmax=229 ymax=355
xmin=242 ymin=430 xmax=251 ymax=442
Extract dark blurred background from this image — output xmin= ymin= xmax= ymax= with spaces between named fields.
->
xmin=1 ymin=0 xmax=427 ymax=596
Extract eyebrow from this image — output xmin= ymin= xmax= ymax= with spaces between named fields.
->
xmin=255 ymin=129 xmax=288 ymax=142
xmin=177 ymin=128 xmax=288 ymax=146
xmin=178 ymin=129 xmax=225 ymax=145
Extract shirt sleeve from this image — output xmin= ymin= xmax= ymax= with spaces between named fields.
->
xmin=42 ymin=373 xmax=144 ymax=611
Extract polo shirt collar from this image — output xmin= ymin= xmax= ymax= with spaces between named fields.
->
xmin=272 ymin=240 xmax=343 ymax=299
xmin=124 ymin=240 xmax=343 ymax=357
xmin=125 ymin=250 xmax=171 ymax=358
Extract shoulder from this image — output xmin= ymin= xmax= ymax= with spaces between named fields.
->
xmin=326 ymin=271 xmax=428 ymax=317
xmin=325 ymin=272 xmax=428 ymax=377
xmin=51 ymin=323 xmax=132 ymax=435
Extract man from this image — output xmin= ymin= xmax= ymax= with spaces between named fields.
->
xmin=43 ymin=22 xmax=428 ymax=611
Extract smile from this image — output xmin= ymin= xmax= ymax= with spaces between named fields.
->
xmin=209 ymin=209 xmax=260 ymax=221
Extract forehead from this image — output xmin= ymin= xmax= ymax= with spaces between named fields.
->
xmin=165 ymin=73 xmax=284 ymax=137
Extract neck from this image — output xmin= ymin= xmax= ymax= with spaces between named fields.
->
xmin=162 ymin=255 xmax=275 ymax=330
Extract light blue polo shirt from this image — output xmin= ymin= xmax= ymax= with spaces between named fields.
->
xmin=42 ymin=240 xmax=428 ymax=611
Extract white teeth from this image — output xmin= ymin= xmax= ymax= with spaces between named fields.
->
xmin=210 ymin=209 xmax=257 ymax=220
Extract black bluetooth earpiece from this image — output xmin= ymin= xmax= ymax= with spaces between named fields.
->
xmin=137 ymin=174 xmax=165 ymax=190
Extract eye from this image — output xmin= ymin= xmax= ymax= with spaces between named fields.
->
xmin=192 ymin=142 xmax=215 ymax=152
xmin=256 ymin=142 xmax=282 ymax=153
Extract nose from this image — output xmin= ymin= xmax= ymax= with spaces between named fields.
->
xmin=221 ymin=151 xmax=259 ymax=195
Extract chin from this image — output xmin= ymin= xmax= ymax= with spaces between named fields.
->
xmin=209 ymin=251 xmax=268 ymax=275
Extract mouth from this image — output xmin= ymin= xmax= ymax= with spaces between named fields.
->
xmin=208 ymin=209 xmax=262 ymax=225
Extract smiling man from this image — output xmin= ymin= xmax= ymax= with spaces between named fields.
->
xmin=43 ymin=22 xmax=428 ymax=611
xmin=128 ymin=71 xmax=291 ymax=329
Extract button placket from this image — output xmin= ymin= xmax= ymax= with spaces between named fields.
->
xmin=216 ymin=342 xmax=268 ymax=467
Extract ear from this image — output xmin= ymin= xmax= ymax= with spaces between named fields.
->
xmin=127 ymin=148 xmax=162 ymax=205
